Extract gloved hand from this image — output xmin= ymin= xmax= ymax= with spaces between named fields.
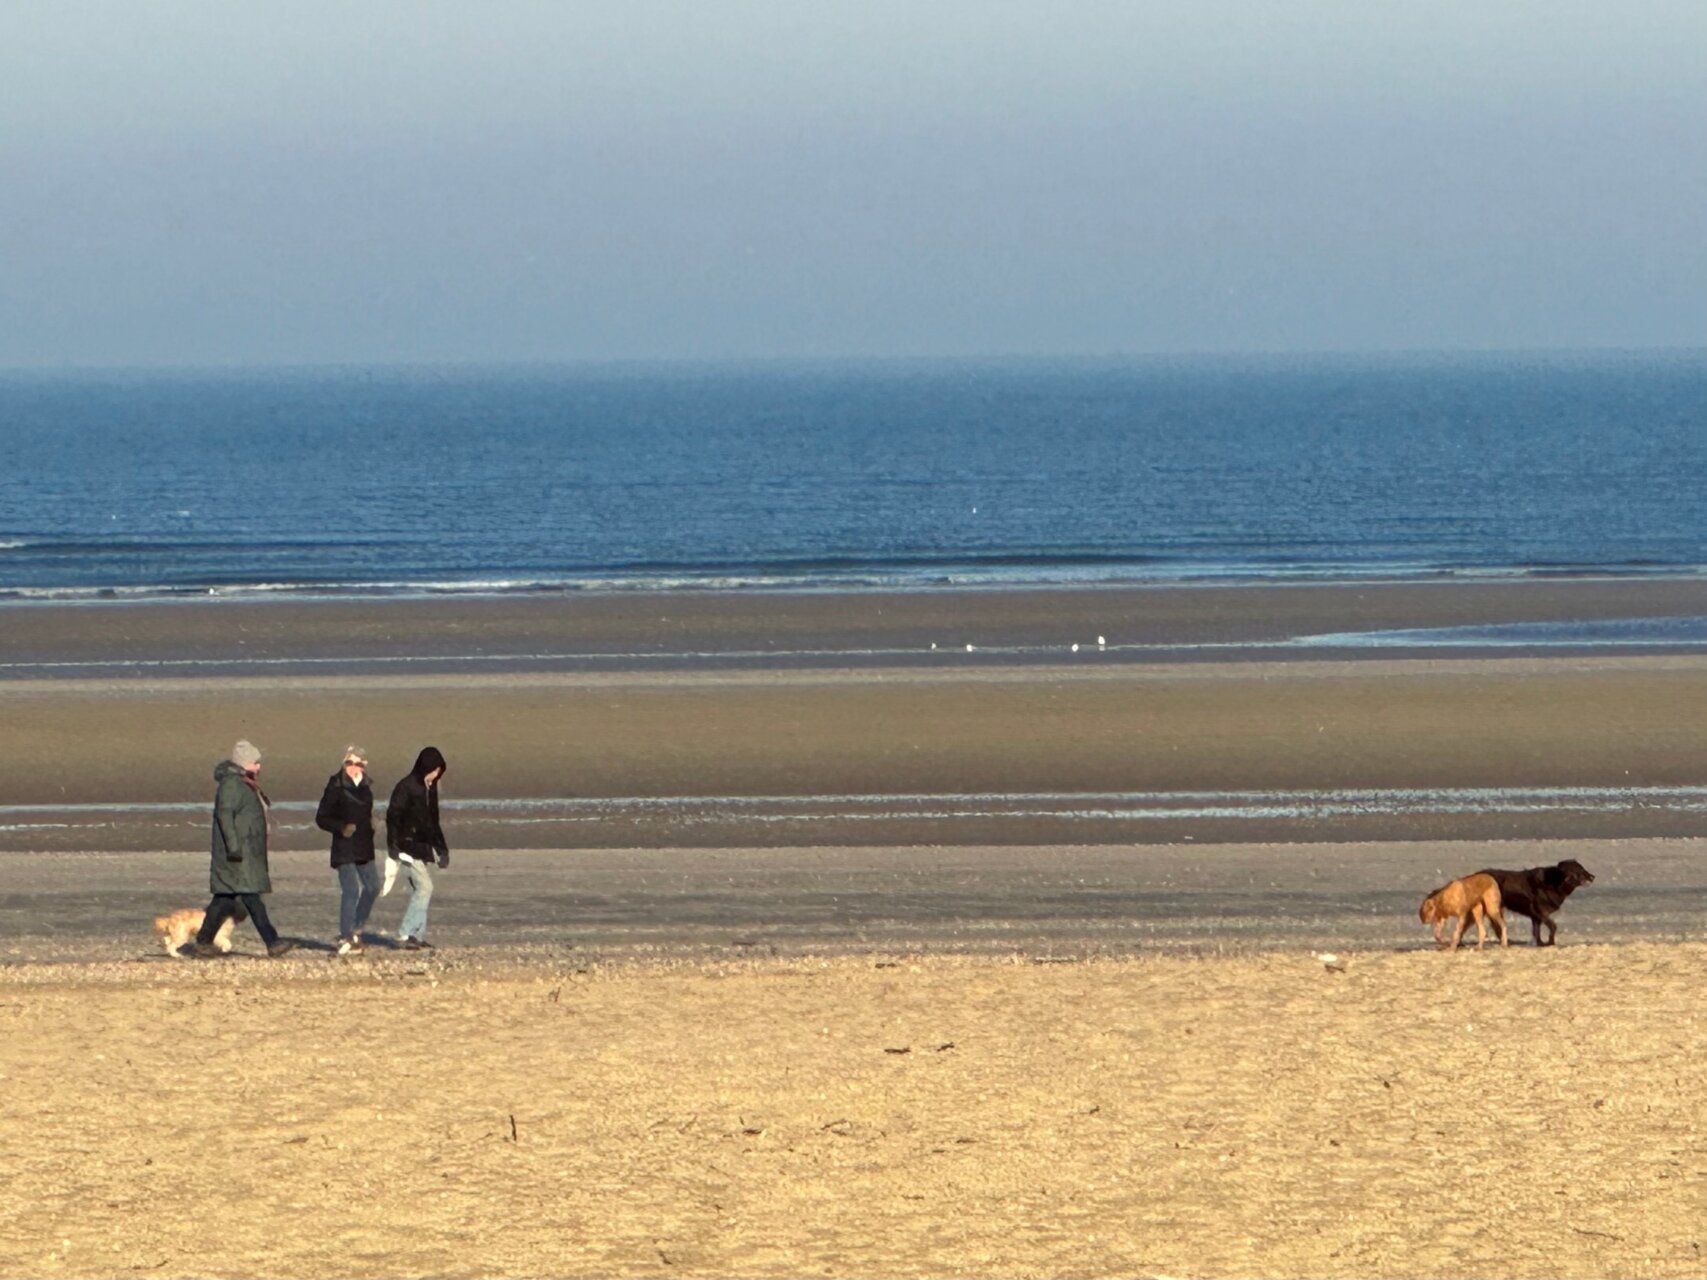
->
xmin=341 ymin=822 xmax=357 ymax=837
xmin=436 ymin=849 xmax=450 ymax=869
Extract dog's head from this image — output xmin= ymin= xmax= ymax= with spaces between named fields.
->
xmin=1554 ymin=860 xmax=1596 ymax=891
xmin=1419 ymin=892 xmax=1443 ymax=924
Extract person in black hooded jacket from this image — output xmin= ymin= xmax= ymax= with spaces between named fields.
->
xmin=316 ymin=745 xmax=378 ymax=955
xmin=385 ymin=746 xmax=449 ymax=949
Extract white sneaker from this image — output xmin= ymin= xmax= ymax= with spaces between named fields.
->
xmin=336 ymin=937 xmax=353 ymax=956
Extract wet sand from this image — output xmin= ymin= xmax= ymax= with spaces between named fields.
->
xmin=5 ymin=656 xmax=1707 ymax=851
xmin=7 ymin=580 xmax=1707 ymax=851
xmin=0 ymin=838 xmax=1697 ymax=966
xmin=6 ymin=576 xmax=1707 ymax=676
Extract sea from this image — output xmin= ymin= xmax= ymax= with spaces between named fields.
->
xmin=2 ymin=349 xmax=1705 ymax=602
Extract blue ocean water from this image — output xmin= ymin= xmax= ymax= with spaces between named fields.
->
xmin=1 ymin=351 xmax=1703 ymax=600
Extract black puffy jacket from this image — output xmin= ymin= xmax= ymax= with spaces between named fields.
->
xmin=315 ymin=769 xmax=376 ymax=867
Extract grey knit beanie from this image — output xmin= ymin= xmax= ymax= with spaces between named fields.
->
xmin=231 ymin=739 xmax=263 ymax=769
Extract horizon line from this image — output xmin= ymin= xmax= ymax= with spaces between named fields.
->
xmin=3 ymin=343 xmax=1706 ymax=378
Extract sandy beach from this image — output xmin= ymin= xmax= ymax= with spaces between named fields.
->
xmin=5 ymin=583 xmax=1707 ymax=1277
xmin=4 ymin=939 xmax=1706 ymax=1279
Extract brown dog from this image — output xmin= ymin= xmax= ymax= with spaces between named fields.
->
xmin=1475 ymin=859 xmax=1594 ymax=946
xmin=1419 ymin=872 xmax=1508 ymax=951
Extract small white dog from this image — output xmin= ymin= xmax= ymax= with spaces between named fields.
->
xmin=153 ymin=908 xmax=237 ymax=957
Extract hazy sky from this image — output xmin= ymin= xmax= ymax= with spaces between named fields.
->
xmin=1 ymin=1 xmax=1703 ymax=366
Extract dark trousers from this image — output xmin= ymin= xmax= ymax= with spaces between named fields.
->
xmin=199 ymin=893 xmax=278 ymax=947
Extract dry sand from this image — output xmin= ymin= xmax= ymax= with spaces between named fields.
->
xmin=3 ymin=838 xmax=1704 ymax=1277
xmin=3 ymin=943 xmax=1705 ymax=1279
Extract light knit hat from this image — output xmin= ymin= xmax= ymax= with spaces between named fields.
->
xmin=342 ymin=745 xmax=369 ymax=767
xmin=231 ymin=739 xmax=263 ymax=769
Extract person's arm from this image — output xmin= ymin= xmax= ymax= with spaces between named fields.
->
xmin=385 ymin=782 xmax=405 ymax=856
xmin=215 ymin=777 xmax=246 ymax=862
xmin=314 ymin=776 xmax=342 ymax=835
xmin=430 ymin=809 xmax=450 ymax=866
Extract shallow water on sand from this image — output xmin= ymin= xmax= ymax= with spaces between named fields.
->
xmin=4 ymin=785 xmax=1707 ymax=854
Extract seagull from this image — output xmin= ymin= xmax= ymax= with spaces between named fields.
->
xmin=1315 ymin=952 xmax=1348 ymax=973
xmin=1071 ymin=643 xmax=1080 ymax=652
xmin=1097 ymin=635 xmax=1107 ymax=647
xmin=965 ymin=643 xmax=975 ymax=652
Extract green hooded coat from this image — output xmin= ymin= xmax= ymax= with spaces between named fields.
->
xmin=210 ymin=759 xmax=272 ymax=895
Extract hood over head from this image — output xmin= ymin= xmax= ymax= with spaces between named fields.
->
xmin=410 ymin=746 xmax=448 ymax=781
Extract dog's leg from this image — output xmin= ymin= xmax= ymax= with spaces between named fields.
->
xmin=1471 ymin=906 xmax=1487 ymax=951
xmin=1541 ymin=915 xmax=1557 ymax=946
xmin=1493 ymin=908 xmax=1509 ymax=948
xmin=1448 ymin=914 xmax=1468 ymax=951
xmin=1532 ymin=917 xmax=1543 ymax=946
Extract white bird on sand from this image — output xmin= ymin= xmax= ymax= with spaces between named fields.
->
xmin=1315 ymin=952 xmax=1348 ymax=973
xmin=1097 ymin=635 xmax=1107 ymax=647
xmin=1071 ymin=643 xmax=1080 ymax=652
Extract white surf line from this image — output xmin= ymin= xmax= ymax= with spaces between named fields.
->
xmin=1296 ymin=632 xmax=1707 ymax=649
xmin=11 ymin=627 xmax=1707 ymax=675
xmin=6 ymin=786 xmax=1706 ymax=821
xmin=0 ymin=648 xmax=929 ymax=671
xmin=0 ymin=641 xmax=1292 ymax=673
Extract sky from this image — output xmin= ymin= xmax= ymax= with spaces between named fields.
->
xmin=1 ymin=0 xmax=1703 ymax=367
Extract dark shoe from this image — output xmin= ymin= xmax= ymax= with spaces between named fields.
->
xmin=189 ymin=941 xmax=221 ymax=959
xmin=266 ymin=939 xmax=297 ymax=958
xmin=402 ymin=937 xmax=434 ymax=951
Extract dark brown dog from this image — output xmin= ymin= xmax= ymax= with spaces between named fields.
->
xmin=1474 ymin=859 xmax=1595 ymax=946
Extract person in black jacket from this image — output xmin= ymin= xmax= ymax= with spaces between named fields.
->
xmin=385 ymin=746 xmax=449 ymax=950
xmin=316 ymin=745 xmax=378 ymax=955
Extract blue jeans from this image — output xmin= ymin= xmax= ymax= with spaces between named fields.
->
xmin=398 ymin=859 xmax=435 ymax=940
xmin=337 ymin=860 xmax=382 ymax=940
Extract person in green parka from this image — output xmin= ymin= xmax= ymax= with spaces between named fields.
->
xmin=193 ymin=739 xmax=296 ymax=958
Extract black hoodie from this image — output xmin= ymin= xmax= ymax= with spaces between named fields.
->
xmin=386 ymin=747 xmax=449 ymax=865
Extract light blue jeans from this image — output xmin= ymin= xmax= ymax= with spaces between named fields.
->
xmin=398 ymin=859 xmax=435 ymax=940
